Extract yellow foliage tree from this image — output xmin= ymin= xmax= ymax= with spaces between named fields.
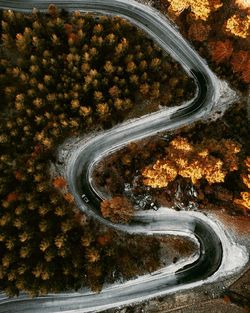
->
xmin=167 ymin=0 xmax=222 ymax=21
xmin=234 ymin=157 xmax=250 ymax=211
xmin=142 ymin=136 xmax=241 ymax=188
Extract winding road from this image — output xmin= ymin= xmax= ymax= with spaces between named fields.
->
xmin=0 ymin=0 xmax=248 ymax=312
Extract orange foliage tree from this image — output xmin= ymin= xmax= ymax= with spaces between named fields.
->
xmin=188 ymin=22 xmax=211 ymax=42
xmin=159 ymin=0 xmax=250 ymax=85
xmin=208 ymin=40 xmax=234 ymax=64
xmin=52 ymin=176 xmax=67 ymax=189
xmin=231 ymin=51 xmax=250 ymax=83
xmin=100 ymin=196 xmax=134 ymax=223
xmin=231 ymin=50 xmax=249 ymax=73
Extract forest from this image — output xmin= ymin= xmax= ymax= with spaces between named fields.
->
xmin=0 ymin=5 xmax=196 ymax=296
xmin=1 ymin=0 xmax=249 ymax=299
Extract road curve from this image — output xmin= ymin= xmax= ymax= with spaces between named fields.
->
xmin=0 ymin=1 xmax=246 ymax=313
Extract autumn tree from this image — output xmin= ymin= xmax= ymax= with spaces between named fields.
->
xmin=142 ymin=136 xmax=241 ymax=188
xmin=208 ymin=40 xmax=233 ymax=64
xmin=234 ymin=157 xmax=250 ymax=213
xmin=100 ymin=196 xmax=134 ymax=223
xmin=0 ymin=5 xmax=196 ymax=296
